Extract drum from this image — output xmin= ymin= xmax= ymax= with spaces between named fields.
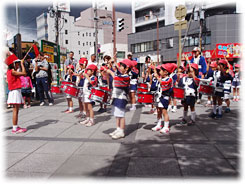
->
xmin=77 ymin=87 xmax=83 ymax=98
xmin=137 ymin=83 xmax=148 ymax=92
xmin=172 ymin=87 xmax=185 ymax=99
xmin=199 ymin=84 xmax=214 ymax=96
xmin=63 ymin=84 xmax=79 ymax=97
xmin=89 ymin=87 xmax=106 ymax=103
xmin=137 ymin=92 xmax=154 ymax=104
xmin=99 ymin=86 xmax=111 ymax=104
xmin=51 ymin=85 xmax=62 ymax=94
xmin=60 ymin=81 xmax=75 ymax=91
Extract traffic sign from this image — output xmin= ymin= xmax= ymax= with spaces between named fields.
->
xmin=175 ymin=5 xmax=187 ymax=20
xmin=174 ymin=20 xmax=187 ymax=30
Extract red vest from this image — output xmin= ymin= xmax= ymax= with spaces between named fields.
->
xmin=161 ymin=77 xmax=173 ymax=91
xmin=114 ymin=76 xmax=130 ymax=88
xmin=7 ymin=69 xmax=22 ymax=90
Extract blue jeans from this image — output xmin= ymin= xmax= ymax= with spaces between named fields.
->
xmin=36 ymin=77 xmax=52 ymax=103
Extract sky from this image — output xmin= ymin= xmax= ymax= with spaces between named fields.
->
xmin=3 ymin=0 xmax=131 ymax=46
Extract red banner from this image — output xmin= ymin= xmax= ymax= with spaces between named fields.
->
xmin=216 ymin=43 xmax=242 ymax=58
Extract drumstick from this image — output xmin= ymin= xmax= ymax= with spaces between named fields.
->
xmin=22 ymin=44 xmax=34 ymax=60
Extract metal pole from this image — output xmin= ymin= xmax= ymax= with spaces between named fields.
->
xmin=199 ymin=12 xmax=203 ymax=52
xmin=16 ymin=1 xmax=19 ymax=34
xmin=178 ymin=21 xmax=182 ymax=69
xmin=156 ymin=16 xmax=159 ymax=65
xmin=112 ymin=3 xmax=117 ymax=62
xmin=94 ymin=3 xmax=99 ymax=64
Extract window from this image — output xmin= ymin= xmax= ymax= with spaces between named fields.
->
xmin=131 ymin=44 xmax=136 ymax=53
xmin=136 ymin=43 xmax=141 ymax=53
xmin=90 ymin=42 xmax=91 ymax=46
xmin=166 ymin=38 xmax=173 ymax=48
xmin=205 ymin=32 xmax=211 ymax=44
xmin=117 ymin=51 xmax=125 ymax=58
xmin=86 ymin=32 xmax=88 ymax=36
xmin=89 ymin=33 xmax=91 ymax=37
xmin=78 ymin=32 xmax=80 ymax=36
xmin=83 ymin=43 xmax=85 ymax=46
xmin=65 ymin=40 xmax=68 ymax=44
xmin=184 ymin=37 xmax=189 ymax=47
xmin=65 ymin=30 xmax=68 ymax=35
xmin=194 ymin=37 xmax=199 ymax=46
xmin=83 ymin=33 xmax=84 ymax=37
xmin=79 ymin=50 xmax=80 ymax=54
xmin=83 ymin=52 xmax=85 ymax=55
xmin=93 ymin=32 xmax=95 ymax=37
xmin=86 ymin=42 xmax=88 ymax=45
xmin=87 ymin=51 xmax=88 ymax=55
xmin=78 ymin=41 xmax=80 ymax=45
xmin=65 ymin=19 xmax=67 ymax=23
xmin=141 ymin=43 xmax=145 ymax=52
xmin=189 ymin=36 xmax=194 ymax=46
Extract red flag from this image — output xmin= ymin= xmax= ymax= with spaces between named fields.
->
xmin=5 ymin=53 xmax=19 ymax=66
xmin=33 ymin=44 xmax=39 ymax=57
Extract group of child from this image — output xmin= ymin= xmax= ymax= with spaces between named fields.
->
xmin=5 ymin=51 xmax=241 ymax=139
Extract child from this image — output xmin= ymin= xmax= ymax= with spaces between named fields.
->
xmin=178 ymin=63 xmax=200 ymax=126
xmin=20 ymin=74 xmax=33 ymax=108
xmin=129 ymin=62 xmax=139 ymax=111
xmin=97 ymin=66 xmax=110 ymax=113
xmin=80 ymin=64 xmax=98 ymax=127
xmin=106 ymin=59 xmax=132 ymax=139
xmin=232 ymin=64 xmax=241 ymax=101
xmin=62 ymin=65 xmax=77 ymax=113
xmin=168 ymin=63 xmax=178 ymax=113
xmin=151 ymin=64 xmax=173 ymax=134
xmin=209 ymin=59 xmax=233 ymax=119
xmin=74 ymin=57 xmax=87 ymax=117
xmin=5 ymin=54 xmax=27 ymax=134
xmin=149 ymin=65 xmax=158 ymax=114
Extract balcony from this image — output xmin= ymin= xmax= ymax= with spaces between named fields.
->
xmin=135 ymin=11 xmax=165 ymax=24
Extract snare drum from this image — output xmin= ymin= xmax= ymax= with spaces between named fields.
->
xmin=89 ymin=87 xmax=106 ymax=103
xmin=137 ymin=92 xmax=154 ymax=104
xmin=172 ymin=87 xmax=185 ymax=99
xmin=137 ymin=83 xmax=148 ymax=92
xmin=99 ymin=86 xmax=111 ymax=104
xmin=63 ymin=85 xmax=79 ymax=97
xmin=199 ymin=84 xmax=214 ymax=96
xmin=60 ymin=81 xmax=75 ymax=91
xmin=51 ymin=85 xmax=62 ymax=94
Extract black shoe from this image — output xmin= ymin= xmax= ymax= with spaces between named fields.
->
xmin=187 ymin=120 xmax=195 ymax=126
xmin=209 ymin=112 xmax=216 ymax=119
xmin=98 ymin=108 xmax=103 ymax=113
xmin=179 ymin=118 xmax=187 ymax=125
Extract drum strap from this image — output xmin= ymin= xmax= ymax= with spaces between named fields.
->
xmin=183 ymin=77 xmax=195 ymax=96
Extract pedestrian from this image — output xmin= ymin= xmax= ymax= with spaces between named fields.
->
xmin=209 ymin=59 xmax=233 ymax=119
xmin=62 ymin=65 xmax=77 ymax=113
xmin=74 ymin=57 xmax=87 ymax=118
xmin=232 ymin=64 xmax=241 ymax=101
xmin=178 ymin=63 xmax=200 ymax=126
xmin=87 ymin=54 xmax=98 ymax=66
xmin=47 ymin=59 xmax=54 ymax=104
xmin=186 ymin=47 xmax=207 ymax=104
xmin=80 ymin=64 xmax=98 ymax=127
xmin=64 ymin=51 xmax=78 ymax=74
xmin=106 ymin=59 xmax=133 ymax=139
xmin=34 ymin=52 xmax=53 ymax=106
xmin=5 ymin=54 xmax=27 ymax=134
xmin=148 ymin=65 xmax=158 ymax=114
xmin=151 ymin=64 xmax=173 ymax=134
xmin=97 ymin=66 xmax=110 ymax=113
xmin=142 ymin=56 xmax=151 ymax=82
xmin=129 ymin=61 xmax=139 ymax=111
xmin=168 ymin=63 xmax=178 ymax=113
xmin=20 ymin=74 xmax=33 ymax=108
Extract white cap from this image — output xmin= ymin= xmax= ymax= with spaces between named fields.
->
xmin=192 ymin=47 xmax=201 ymax=52
xmin=127 ymin=52 xmax=133 ymax=56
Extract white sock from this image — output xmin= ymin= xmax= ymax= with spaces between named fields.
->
xmin=132 ymin=104 xmax=136 ymax=107
xmin=237 ymin=96 xmax=240 ymax=99
xmin=164 ymin=121 xmax=169 ymax=129
xmin=173 ymin=106 xmax=177 ymax=109
xmin=157 ymin=119 xmax=162 ymax=127
xmin=191 ymin=111 xmax=196 ymax=121
xmin=207 ymin=100 xmax=211 ymax=105
xmin=233 ymin=96 xmax=236 ymax=99
xmin=183 ymin=111 xmax=188 ymax=120
xmin=218 ymin=106 xmax=222 ymax=115
xmin=213 ymin=105 xmax=217 ymax=114
xmin=13 ymin=125 xmax=18 ymax=131
xmin=69 ymin=107 xmax=73 ymax=111
xmin=83 ymin=111 xmax=86 ymax=115
xmin=116 ymin=127 xmax=120 ymax=130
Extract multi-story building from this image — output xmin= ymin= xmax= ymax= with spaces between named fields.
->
xmin=128 ymin=0 xmax=241 ymax=67
xmin=36 ymin=6 xmax=132 ymax=61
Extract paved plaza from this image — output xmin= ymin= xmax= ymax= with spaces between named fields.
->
xmin=3 ymin=94 xmax=240 ymax=179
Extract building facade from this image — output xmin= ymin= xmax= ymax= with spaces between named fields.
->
xmin=128 ymin=1 xmax=241 ymax=65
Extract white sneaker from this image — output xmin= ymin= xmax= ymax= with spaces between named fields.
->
xmin=130 ymin=106 xmax=136 ymax=111
xmin=40 ymin=102 xmax=45 ymax=106
xmin=151 ymin=125 xmax=162 ymax=131
xmin=49 ymin=103 xmax=53 ymax=106
xmin=153 ymin=109 xmax=157 ymax=115
xmin=109 ymin=129 xmax=119 ymax=137
xmin=171 ymin=107 xmax=177 ymax=113
xmin=111 ymin=131 xmax=125 ymax=139
xmin=160 ymin=127 xmax=170 ymax=134
xmin=197 ymin=99 xmax=201 ymax=104
xmin=80 ymin=118 xmax=89 ymax=125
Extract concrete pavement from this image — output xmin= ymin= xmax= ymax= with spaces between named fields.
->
xmin=3 ymin=94 xmax=240 ymax=178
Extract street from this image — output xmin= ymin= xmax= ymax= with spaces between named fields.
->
xmin=3 ymin=94 xmax=239 ymax=178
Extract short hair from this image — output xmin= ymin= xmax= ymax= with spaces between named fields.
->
xmin=91 ymin=54 xmax=96 ymax=57
xmin=69 ymin=51 xmax=74 ymax=54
